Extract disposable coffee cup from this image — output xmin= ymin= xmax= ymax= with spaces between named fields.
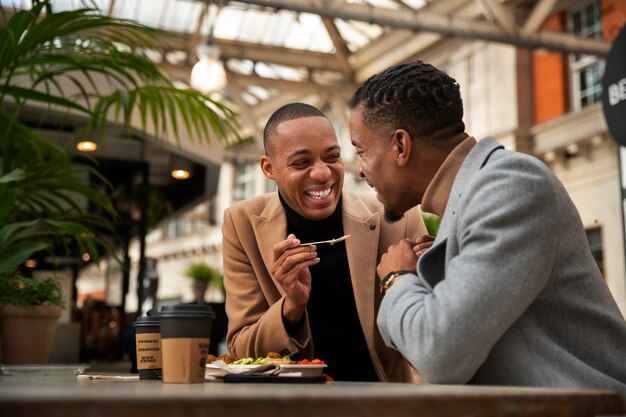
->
xmin=133 ymin=315 xmax=162 ymax=380
xmin=159 ymin=304 xmax=215 ymax=383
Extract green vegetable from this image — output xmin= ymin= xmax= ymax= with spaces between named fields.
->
xmin=231 ymin=357 xmax=266 ymax=365
xmin=421 ymin=212 xmax=441 ymax=236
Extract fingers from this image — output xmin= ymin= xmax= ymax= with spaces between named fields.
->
xmin=412 ymin=234 xmax=435 ymax=256
xmin=272 ymin=234 xmax=300 ymax=259
xmin=271 ymin=234 xmax=320 ymax=287
xmin=280 ymin=258 xmax=318 ymax=288
xmin=377 ymin=240 xmax=417 ymax=279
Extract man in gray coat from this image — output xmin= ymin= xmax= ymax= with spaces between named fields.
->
xmin=348 ymin=60 xmax=626 ymax=397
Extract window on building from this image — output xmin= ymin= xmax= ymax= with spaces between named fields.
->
xmin=233 ymin=159 xmax=256 ymax=202
xmin=569 ymin=0 xmax=605 ymax=109
xmin=586 ymin=227 xmax=604 ymax=277
xmin=166 ymin=217 xmax=190 ymax=238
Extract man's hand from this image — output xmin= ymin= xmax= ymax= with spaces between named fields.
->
xmin=271 ymin=234 xmax=319 ymax=324
xmin=377 ymin=239 xmax=418 ymax=280
xmin=413 ymin=234 xmax=435 ymax=258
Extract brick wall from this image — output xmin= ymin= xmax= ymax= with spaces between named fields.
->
xmin=532 ymin=13 xmax=569 ymax=125
xmin=531 ymin=1 xmax=626 ymax=125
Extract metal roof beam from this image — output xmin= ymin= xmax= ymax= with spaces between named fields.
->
xmin=521 ymin=0 xmax=559 ymax=36
xmin=163 ymin=34 xmax=346 ymax=72
xmin=321 ymin=17 xmax=354 ymax=81
xmin=475 ymin=0 xmax=517 ymax=35
xmin=225 ymin=71 xmax=356 ymax=95
xmin=216 ymin=38 xmax=345 ymax=72
xmin=232 ymin=0 xmax=610 ymax=56
xmin=225 ymin=76 xmax=265 ymax=146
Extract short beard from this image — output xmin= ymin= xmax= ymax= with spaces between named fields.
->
xmin=384 ymin=210 xmax=405 ymax=223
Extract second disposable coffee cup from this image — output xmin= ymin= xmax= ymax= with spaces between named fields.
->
xmin=159 ymin=304 xmax=215 ymax=383
xmin=133 ymin=315 xmax=162 ymax=380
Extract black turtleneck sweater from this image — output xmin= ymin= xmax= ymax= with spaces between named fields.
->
xmin=279 ymin=193 xmax=378 ymax=381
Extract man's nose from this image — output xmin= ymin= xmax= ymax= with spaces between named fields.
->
xmin=310 ymin=161 xmax=331 ymax=181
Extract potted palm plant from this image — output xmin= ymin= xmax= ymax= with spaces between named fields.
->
xmin=184 ymin=262 xmax=224 ymax=303
xmin=0 ymin=0 xmax=239 ymax=364
xmin=0 ymin=134 xmax=113 ymax=364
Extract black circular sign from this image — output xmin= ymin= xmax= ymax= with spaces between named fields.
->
xmin=602 ymin=25 xmax=626 ymax=146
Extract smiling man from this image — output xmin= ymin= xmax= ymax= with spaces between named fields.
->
xmin=222 ymin=103 xmax=428 ymax=381
xmin=348 ymin=60 xmax=626 ymax=395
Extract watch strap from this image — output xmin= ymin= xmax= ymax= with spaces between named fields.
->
xmin=379 ymin=270 xmax=416 ymax=294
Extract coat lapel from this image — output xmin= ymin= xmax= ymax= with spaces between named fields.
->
xmin=342 ymin=192 xmax=380 ymax=349
xmin=251 ymin=193 xmax=288 ymax=290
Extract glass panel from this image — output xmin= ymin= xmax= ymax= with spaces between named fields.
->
xmin=569 ymin=0 xmax=604 ymax=109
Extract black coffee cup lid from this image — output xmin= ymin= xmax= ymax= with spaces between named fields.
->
xmin=133 ymin=315 xmax=160 ymax=327
xmin=159 ymin=304 xmax=216 ymax=319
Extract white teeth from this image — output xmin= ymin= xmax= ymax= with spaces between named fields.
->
xmin=305 ymin=188 xmax=331 ymax=199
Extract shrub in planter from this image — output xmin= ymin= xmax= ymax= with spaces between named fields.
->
xmin=184 ymin=263 xmax=224 ymax=303
xmin=0 ymin=275 xmax=66 ymax=364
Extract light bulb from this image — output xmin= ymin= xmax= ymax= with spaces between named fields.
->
xmin=76 ymin=141 xmax=97 ymax=152
xmin=190 ymin=44 xmax=227 ymax=93
xmin=171 ymin=169 xmax=191 ymax=180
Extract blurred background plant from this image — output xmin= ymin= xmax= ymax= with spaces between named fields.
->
xmin=184 ymin=262 xmax=224 ymax=290
xmin=0 ymin=0 xmax=239 ymax=302
xmin=0 ymin=276 xmax=65 ymax=308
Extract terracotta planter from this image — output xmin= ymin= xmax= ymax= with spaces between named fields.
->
xmin=0 ymin=305 xmax=63 ymax=364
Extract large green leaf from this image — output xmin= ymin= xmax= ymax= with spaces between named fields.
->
xmin=1 ymin=1 xmax=239 ymax=146
xmin=2 ymin=85 xmax=89 ymax=113
xmin=0 ymin=186 xmax=15 ymax=223
xmin=0 ymin=240 xmax=48 ymax=276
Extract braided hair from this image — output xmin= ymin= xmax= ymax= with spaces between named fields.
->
xmin=264 ymin=103 xmax=328 ymax=155
xmin=349 ymin=60 xmax=465 ymax=144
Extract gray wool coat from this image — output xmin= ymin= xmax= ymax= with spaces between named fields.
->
xmin=378 ymin=137 xmax=626 ymax=398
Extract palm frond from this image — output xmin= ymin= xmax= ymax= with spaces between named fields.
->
xmin=1 ymin=1 xmax=240 ymax=144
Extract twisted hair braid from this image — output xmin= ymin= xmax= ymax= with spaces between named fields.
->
xmin=349 ymin=60 xmax=465 ymax=144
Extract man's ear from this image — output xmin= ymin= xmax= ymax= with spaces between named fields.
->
xmin=260 ymin=155 xmax=274 ymax=179
xmin=393 ymin=129 xmax=412 ymax=167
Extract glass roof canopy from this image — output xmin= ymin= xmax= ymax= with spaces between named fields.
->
xmin=8 ymin=0 xmax=424 ymax=136
xmin=1 ymin=1 xmax=424 ymax=94
xmin=2 ymin=0 xmax=608 ymax=144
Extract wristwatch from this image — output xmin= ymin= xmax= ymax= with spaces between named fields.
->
xmin=379 ymin=270 xmax=415 ymax=294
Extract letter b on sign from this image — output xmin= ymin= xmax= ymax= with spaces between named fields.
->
xmin=603 ymin=25 xmax=626 ymax=146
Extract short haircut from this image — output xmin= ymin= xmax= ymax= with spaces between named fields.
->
xmin=263 ymin=103 xmax=328 ymax=155
xmin=348 ymin=60 xmax=465 ymax=144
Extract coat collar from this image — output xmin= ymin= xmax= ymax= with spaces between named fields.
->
xmin=436 ymin=137 xmax=504 ymax=239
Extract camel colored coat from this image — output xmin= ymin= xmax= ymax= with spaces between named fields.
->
xmin=222 ymin=190 xmax=426 ymax=382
